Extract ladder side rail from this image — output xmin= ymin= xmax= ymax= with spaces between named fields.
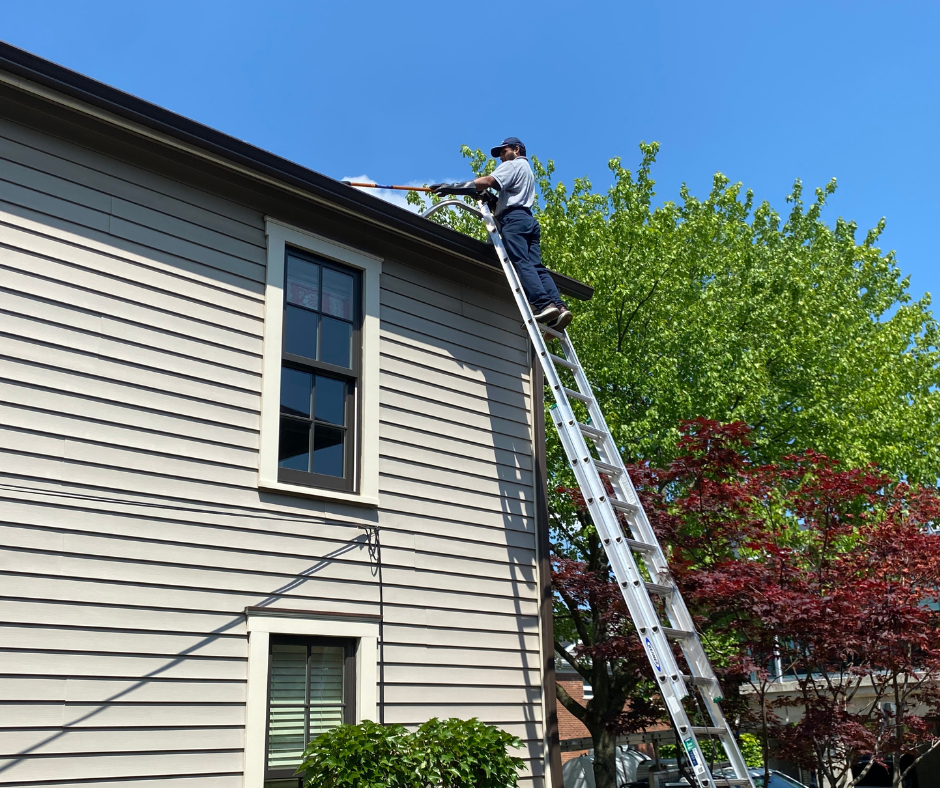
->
xmin=555 ymin=333 xmax=677 ymax=579
xmin=550 ymin=326 xmax=747 ymax=788
xmin=476 ymin=204 xmax=691 ymax=698
xmin=699 ymin=695 xmax=753 ymax=780
xmin=556 ymin=332 xmax=716 ymax=666
xmin=540 ymin=351 xmax=701 ymax=705
xmin=548 ymin=408 xmax=693 ymax=701
xmin=558 ymin=331 xmax=750 ymax=787
xmin=561 ymin=337 xmax=652 ymax=515
xmin=557 ymin=334 xmax=666 ymax=549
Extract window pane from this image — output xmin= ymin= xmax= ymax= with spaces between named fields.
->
xmin=267 ymin=706 xmax=306 ymax=769
xmin=309 ymin=646 xmax=345 ymax=703
xmin=281 ymin=368 xmax=312 ymax=418
xmin=284 ymin=305 xmax=319 ymax=360
xmin=278 ymin=418 xmax=310 ymax=471
xmin=315 ymin=376 xmax=346 ymax=426
xmin=287 ymin=256 xmax=320 ymax=311
xmin=309 ymin=705 xmax=345 ymax=737
xmin=321 ymin=268 xmax=354 ymax=320
xmin=267 ymin=644 xmax=309 ymax=771
xmin=320 ymin=317 xmax=352 ymax=368
xmin=270 ymin=644 xmax=307 ymax=703
xmin=313 ymin=427 xmax=345 ymax=477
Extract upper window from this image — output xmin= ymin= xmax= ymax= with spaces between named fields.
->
xmin=264 ymin=635 xmax=356 ymax=785
xmin=278 ymin=249 xmax=361 ymax=492
xmin=259 ymin=219 xmax=381 ymax=505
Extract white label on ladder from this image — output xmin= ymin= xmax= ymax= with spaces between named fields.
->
xmin=644 ymin=637 xmax=662 ymax=673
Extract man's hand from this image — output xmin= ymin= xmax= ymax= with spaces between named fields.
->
xmin=430 ymin=181 xmax=480 ymax=196
xmin=479 ymin=190 xmax=498 ymax=211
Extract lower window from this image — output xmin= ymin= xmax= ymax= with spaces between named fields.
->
xmin=264 ymin=635 xmax=357 ymax=784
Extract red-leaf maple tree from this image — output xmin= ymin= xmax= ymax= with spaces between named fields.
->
xmin=553 ymin=419 xmax=940 ymax=788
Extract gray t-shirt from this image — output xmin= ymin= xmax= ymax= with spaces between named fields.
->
xmin=491 ymin=156 xmax=535 ymax=217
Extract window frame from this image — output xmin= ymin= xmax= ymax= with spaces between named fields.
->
xmin=263 ymin=634 xmax=357 ymax=782
xmin=278 ymin=248 xmax=362 ymax=492
xmin=259 ymin=218 xmax=382 ymax=506
xmin=244 ymin=610 xmax=380 ymax=786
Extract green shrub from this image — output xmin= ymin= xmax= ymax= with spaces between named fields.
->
xmin=295 ymin=720 xmax=416 ymax=788
xmin=412 ymin=717 xmax=525 ymax=788
xmin=738 ymin=733 xmax=762 ymax=768
xmin=295 ymin=717 xmax=524 ymax=788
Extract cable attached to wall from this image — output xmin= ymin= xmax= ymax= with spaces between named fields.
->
xmin=361 ymin=524 xmax=385 ymax=724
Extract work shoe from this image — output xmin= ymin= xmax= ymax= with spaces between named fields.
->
xmin=532 ymin=305 xmax=560 ymax=324
xmin=551 ymin=306 xmax=573 ymax=331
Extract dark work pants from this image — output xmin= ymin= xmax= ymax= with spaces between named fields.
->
xmin=498 ymin=208 xmax=562 ymax=311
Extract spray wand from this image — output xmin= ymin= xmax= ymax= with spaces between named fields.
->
xmin=342 ymin=181 xmax=433 ymax=193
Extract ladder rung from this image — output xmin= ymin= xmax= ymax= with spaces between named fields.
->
xmin=713 ymin=780 xmax=752 ymax=787
xmin=623 ymin=537 xmax=658 ymax=554
xmin=644 ymin=581 xmax=674 ymax=597
xmin=540 ymin=324 xmax=565 ymax=340
xmin=681 ymin=674 xmax=717 ymax=687
xmin=593 ymin=460 xmax=623 ymax=477
xmin=662 ymin=627 xmax=695 ymax=640
xmin=548 ymin=353 xmax=578 ymax=371
xmin=578 ymin=422 xmax=607 ymax=441
xmin=608 ymin=497 xmax=639 ymax=515
xmin=603 ymin=534 xmax=659 ymax=555
xmin=691 ymin=726 xmax=728 ymax=737
xmin=562 ymin=386 xmax=593 ymax=404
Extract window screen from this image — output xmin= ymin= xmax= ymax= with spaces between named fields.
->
xmin=265 ymin=636 xmax=356 ymax=782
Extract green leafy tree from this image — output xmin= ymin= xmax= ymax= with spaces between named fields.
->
xmin=414 ymin=143 xmax=940 ymax=482
xmin=410 ymin=144 xmax=940 ymax=788
xmin=534 ymin=143 xmax=940 ymax=482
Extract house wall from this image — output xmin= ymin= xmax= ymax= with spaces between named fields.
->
xmin=0 ymin=90 xmax=546 ymax=786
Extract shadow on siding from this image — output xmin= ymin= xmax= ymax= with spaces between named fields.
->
xmin=0 ymin=535 xmax=370 ymax=776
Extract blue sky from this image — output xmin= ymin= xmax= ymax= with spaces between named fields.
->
xmin=3 ymin=1 xmax=937 ymax=304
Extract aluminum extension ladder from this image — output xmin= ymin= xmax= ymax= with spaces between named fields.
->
xmin=423 ymin=195 xmax=754 ymax=788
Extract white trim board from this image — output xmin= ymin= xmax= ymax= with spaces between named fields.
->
xmin=259 ymin=218 xmax=382 ymax=506
xmin=243 ymin=611 xmax=380 ymax=787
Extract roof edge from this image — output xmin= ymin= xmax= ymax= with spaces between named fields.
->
xmin=0 ymin=40 xmax=593 ymax=301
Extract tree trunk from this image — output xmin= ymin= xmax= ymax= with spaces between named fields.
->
xmin=591 ymin=725 xmax=619 ymax=788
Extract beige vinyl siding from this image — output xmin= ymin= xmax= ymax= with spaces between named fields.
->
xmin=0 ymin=104 xmax=546 ymax=786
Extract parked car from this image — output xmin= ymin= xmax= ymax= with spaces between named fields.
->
xmin=852 ymin=755 xmax=918 ymax=788
xmin=566 ymin=755 xmax=811 ymax=788
xmin=561 ymin=746 xmax=652 ymax=787
xmin=629 ymin=759 xmax=729 ymax=787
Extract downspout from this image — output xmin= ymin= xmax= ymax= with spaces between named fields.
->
xmin=533 ymin=352 xmax=564 ymax=787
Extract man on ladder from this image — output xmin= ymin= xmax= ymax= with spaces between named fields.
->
xmin=348 ymin=160 xmax=754 ymax=788
xmin=432 ymin=137 xmax=574 ymax=331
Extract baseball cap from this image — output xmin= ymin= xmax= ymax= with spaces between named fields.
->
xmin=491 ymin=137 xmax=526 ymax=157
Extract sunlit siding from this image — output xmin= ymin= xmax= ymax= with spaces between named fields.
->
xmin=0 ymin=95 xmax=545 ymax=786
